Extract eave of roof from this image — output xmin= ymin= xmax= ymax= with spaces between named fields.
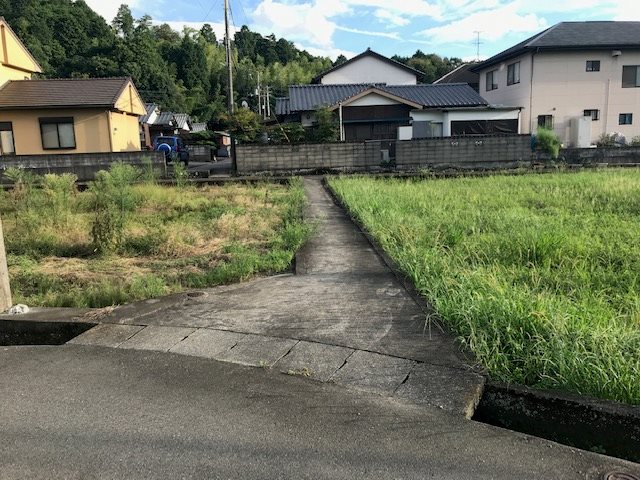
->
xmin=311 ymin=48 xmax=424 ymax=84
xmin=472 ymin=21 xmax=640 ymax=72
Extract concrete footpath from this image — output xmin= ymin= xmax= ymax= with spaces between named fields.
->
xmin=1 ymin=177 xmax=639 ymax=477
xmin=67 ymin=177 xmax=484 ymax=418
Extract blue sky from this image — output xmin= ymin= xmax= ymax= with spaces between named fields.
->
xmin=86 ymin=0 xmax=640 ymax=61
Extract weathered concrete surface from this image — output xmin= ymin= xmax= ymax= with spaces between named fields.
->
xmin=396 ymin=363 xmax=486 ymax=419
xmin=277 ymin=341 xmax=354 ymax=381
xmin=119 ymin=326 xmax=196 ymax=352
xmin=1 ymin=345 xmax=638 ymax=479
xmin=329 ymin=350 xmax=416 ymax=394
xmin=68 ymin=177 xmax=483 ymax=416
xmin=68 ymin=324 xmax=144 ymax=348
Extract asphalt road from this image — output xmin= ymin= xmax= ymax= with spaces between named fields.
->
xmin=1 ymin=345 xmax=637 ymax=479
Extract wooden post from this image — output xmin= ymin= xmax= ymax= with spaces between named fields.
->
xmin=0 ymin=215 xmax=11 ymax=312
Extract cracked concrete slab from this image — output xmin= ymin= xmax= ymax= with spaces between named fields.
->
xmin=330 ymin=350 xmax=416 ymax=394
xmin=276 ymin=341 xmax=354 ymax=381
xmin=395 ymin=363 xmax=486 ymax=419
xmin=118 ymin=326 xmax=196 ymax=352
xmin=169 ymin=329 xmax=245 ymax=359
xmin=58 ymin=177 xmax=485 ymax=417
xmin=217 ymin=334 xmax=298 ymax=367
xmin=67 ymin=324 xmax=144 ymax=348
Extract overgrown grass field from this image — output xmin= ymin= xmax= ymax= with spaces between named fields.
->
xmin=330 ymin=171 xmax=640 ymax=405
xmin=1 ymin=167 xmax=310 ymax=308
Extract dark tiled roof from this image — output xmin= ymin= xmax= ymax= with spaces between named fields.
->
xmin=473 ymin=21 xmax=640 ymax=71
xmin=311 ymin=48 xmax=424 ymax=84
xmin=384 ymin=84 xmax=487 ymax=108
xmin=154 ymin=112 xmax=176 ymax=127
xmin=0 ymin=77 xmax=132 ymax=109
xmin=139 ymin=103 xmax=159 ymax=124
xmin=281 ymin=83 xmax=487 ymax=114
xmin=433 ymin=63 xmax=480 ymax=85
xmin=275 ymin=97 xmax=290 ymax=116
xmin=191 ymin=122 xmax=207 ymax=133
xmin=173 ymin=113 xmax=191 ymax=130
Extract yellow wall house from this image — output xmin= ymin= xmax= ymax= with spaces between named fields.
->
xmin=0 ymin=17 xmax=145 ymax=156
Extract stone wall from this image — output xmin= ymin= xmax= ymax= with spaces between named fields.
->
xmin=236 ymin=135 xmax=533 ymax=174
xmin=0 ymin=151 xmax=166 ymax=183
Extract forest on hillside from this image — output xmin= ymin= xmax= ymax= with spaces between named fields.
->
xmin=1 ymin=0 xmax=463 ymax=123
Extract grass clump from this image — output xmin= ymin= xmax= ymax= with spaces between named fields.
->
xmin=2 ymin=167 xmax=311 ymax=308
xmin=329 ymin=171 xmax=640 ymax=405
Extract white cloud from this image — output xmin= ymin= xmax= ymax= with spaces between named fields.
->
xmin=297 ymin=44 xmax=358 ymax=60
xmin=336 ymin=26 xmax=400 ymax=40
xmin=345 ymin=0 xmax=441 ymax=19
xmin=421 ymin=4 xmax=547 ymax=43
xmin=374 ymin=9 xmax=410 ymax=27
xmin=84 ymin=0 xmax=142 ymax=22
xmin=252 ymin=0 xmax=346 ymax=48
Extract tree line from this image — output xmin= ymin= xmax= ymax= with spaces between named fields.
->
xmin=1 ymin=0 xmax=462 ymax=124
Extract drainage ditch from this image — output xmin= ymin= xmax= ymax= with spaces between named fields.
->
xmin=0 ymin=319 xmax=94 ymax=346
xmin=472 ymin=383 xmax=640 ymax=464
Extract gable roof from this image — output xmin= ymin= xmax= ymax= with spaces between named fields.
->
xmin=434 ymin=62 xmax=480 ymax=85
xmin=0 ymin=17 xmax=42 ymax=74
xmin=312 ymin=49 xmax=424 ymax=84
xmin=140 ymin=103 xmax=159 ymax=124
xmin=473 ymin=21 xmax=640 ymax=71
xmin=0 ymin=77 xmax=138 ymax=110
xmin=277 ymin=83 xmax=487 ymax=114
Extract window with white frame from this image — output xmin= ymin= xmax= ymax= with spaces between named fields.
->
xmin=39 ymin=117 xmax=76 ymax=150
xmin=0 ymin=122 xmax=15 ymax=155
xmin=622 ymin=66 xmax=640 ymax=88
xmin=619 ymin=113 xmax=633 ymax=125
xmin=586 ymin=60 xmax=600 ymax=72
xmin=583 ymin=109 xmax=600 ymax=121
xmin=507 ymin=62 xmax=520 ymax=85
xmin=486 ymin=70 xmax=498 ymax=91
xmin=537 ymin=115 xmax=553 ymax=129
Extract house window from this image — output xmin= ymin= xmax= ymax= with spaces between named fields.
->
xmin=622 ymin=66 xmax=640 ymax=88
xmin=584 ymin=109 xmax=600 ymax=121
xmin=619 ymin=113 xmax=633 ymax=125
xmin=486 ymin=70 xmax=498 ymax=91
xmin=40 ymin=117 xmax=76 ymax=150
xmin=537 ymin=115 xmax=553 ymax=129
xmin=507 ymin=62 xmax=520 ymax=85
xmin=0 ymin=122 xmax=15 ymax=155
xmin=586 ymin=60 xmax=600 ymax=72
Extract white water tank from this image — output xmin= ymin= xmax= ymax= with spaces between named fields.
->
xmin=570 ymin=116 xmax=592 ymax=148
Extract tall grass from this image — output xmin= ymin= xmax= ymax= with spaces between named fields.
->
xmin=1 ymin=169 xmax=311 ymax=308
xmin=329 ymin=171 xmax=640 ymax=405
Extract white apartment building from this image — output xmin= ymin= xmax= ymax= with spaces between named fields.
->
xmin=473 ymin=22 xmax=640 ymax=146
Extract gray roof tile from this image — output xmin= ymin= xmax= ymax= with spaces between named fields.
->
xmin=282 ymin=83 xmax=486 ymax=113
xmin=474 ymin=22 xmax=640 ymax=71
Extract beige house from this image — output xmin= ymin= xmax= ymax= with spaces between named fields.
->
xmin=473 ymin=22 xmax=640 ymax=146
xmin=0 ymin=17 xmax=145 ymax=156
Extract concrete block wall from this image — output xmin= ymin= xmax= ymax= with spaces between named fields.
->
xmin=561 ymin=147 xmax=640 ymax=165
xmin=237 ymin=135 xmax=533 ymax=174
xmin=0 ymin=151 xmax=166 ymax=182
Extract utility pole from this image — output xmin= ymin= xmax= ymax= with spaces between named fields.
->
xmin=224 ymin=0 xmax=236 ymax=173
xmin=0 ymin=215 xmax=12 ymax=312
xmin=224 ymin=0 xmax=234 ymax=115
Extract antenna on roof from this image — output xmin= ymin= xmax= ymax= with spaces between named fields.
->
xmin=473 ymin=31 xmax=482 ymax=61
